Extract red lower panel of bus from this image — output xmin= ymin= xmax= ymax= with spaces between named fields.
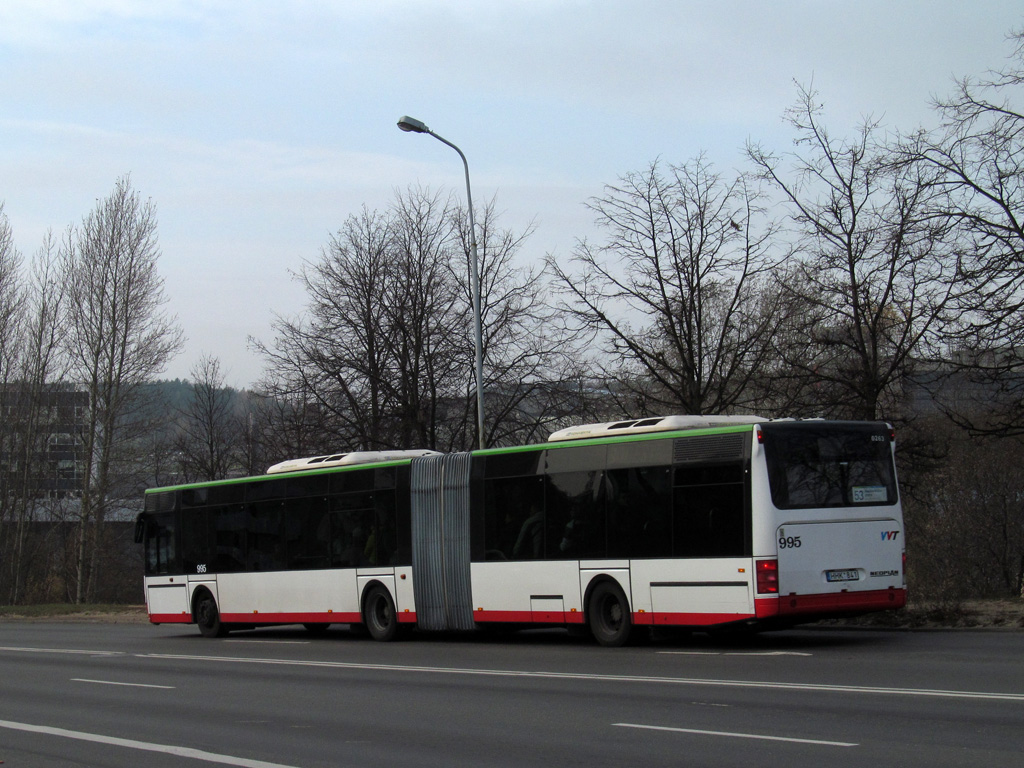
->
xmin=473 ymin=610 xmax=587 ymax=624
xmin=149 ymin=613 xmax=192 ymax=624
xmin=631 ymin=611 xmax=755 ymax=627
xmin=756 ymin=587 xmax=906 ymax=619
xmin=148 ymin=612 xmax=369 ymax=625
xmin=220 ymin=612 xmax=363 ymax=624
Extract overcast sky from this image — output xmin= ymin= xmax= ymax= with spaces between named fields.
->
xmin=1 ymin=1 xmax=1021 ymax=388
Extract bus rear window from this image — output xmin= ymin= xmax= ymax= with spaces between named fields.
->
xmin=760 ymin=423 xmax=897 ymax=509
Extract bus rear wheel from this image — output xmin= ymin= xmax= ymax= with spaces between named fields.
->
xmin=588 ymin=581 xmax=632 ymax=647
xmin=195 ymin=592 xmax=229 ymax=638
xmin=363 ymin=585 xmax=399 ymax=642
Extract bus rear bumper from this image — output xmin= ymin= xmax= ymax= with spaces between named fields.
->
xmin=756 ymin=587 xmax=907 ymax=619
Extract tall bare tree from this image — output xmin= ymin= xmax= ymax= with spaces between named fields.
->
xmin=60 ymin=176 xmax=183 ymax=602
xmin=255 ymin=186 xmax=566 ymax=453
xmin=4 ymin=232 xmax=69 ymax=603
xmin=749 ymin=86 xmax=959 ymax=421
xmin=903 ymin=31 xmax=1024 ymax=434
xmin=0 ymin=203 xmax=27 ymax=601
xmin=548 ymin=156 xmax=787 ymax=416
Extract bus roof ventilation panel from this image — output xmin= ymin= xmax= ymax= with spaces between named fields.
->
xmin=547 ymin=414 xmax=768 ymax=442
xmin=266 ymin=449 xmax=442 ymax=474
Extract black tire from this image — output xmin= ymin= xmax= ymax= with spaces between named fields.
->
xmin=363 ymin=585 xmax=399 ymax=642
xmin=303 ymin=623 xmax=331 ymax=634
xmin=587 ymin=580 xmax=633 ymax=647
xmin=195 ymin=591 xmax=229 ymax=638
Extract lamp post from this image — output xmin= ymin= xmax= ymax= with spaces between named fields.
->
xmin=397 ymin=116 xmax=486 ymax=450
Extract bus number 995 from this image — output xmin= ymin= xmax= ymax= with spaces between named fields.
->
xmin=779 ymin=536 xmax=802 ymax=549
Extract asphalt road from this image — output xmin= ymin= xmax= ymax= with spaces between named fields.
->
xmin=0 ymin=622 xmax=1021 ymax=767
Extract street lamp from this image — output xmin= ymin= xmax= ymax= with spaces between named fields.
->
xmin=397 ymin=115 xmax=486 ymax=450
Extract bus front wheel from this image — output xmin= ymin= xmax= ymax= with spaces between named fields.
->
xmin=195 ymin=592 xmax=229 ymax=638
xmin=363 ymin=585 xmax=399 ymax=642
xmin=588 ymin=581 xmax=633 ymax=647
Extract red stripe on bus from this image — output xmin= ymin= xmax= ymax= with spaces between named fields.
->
xmin=775 ymin=587 xmax=907 ymax=616
xmin=472 ymin=610 xmax=584 ymax=624
xmin=646 ymin=612 xmax=756 ymax=626
xmin=149 ymin=613 xmax=192 ymax=624
xmin=220 ymin=612 xmax=362 ymax=624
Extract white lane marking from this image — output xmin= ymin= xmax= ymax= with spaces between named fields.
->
xmin=72 ymin=678 xmax=175 ymax=689
xmin=0 ymin=718 xmax=303 ymax=768
xmin=0 ymin=645 xmax=123 ymax=657
xmin=615 ymin=722 xmax=858 ymax=747
xmin=138 ymin=653 xmax=1024 ymax=702
xmin=658 ymin=651 xmax=721 ymax=656
xmin=225 ymin=640 xmax=310 ymax=645
xmin=658 ymin=651 xmax=813 ymax=657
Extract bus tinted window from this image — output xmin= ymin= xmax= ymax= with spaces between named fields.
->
xmin=761 ymin=423 xmax=897 ymax=509
xmin=483 ymin=474 xmax=544 ymax=560
xmin=672 ymin=483 xmax=746 ymax=557
xmin=546 ymin=471 xmax=604 ymax=559
xmin=329 ymin=492 xmax=376 ymax=567
xmin=144 ymin=512 xmax=179 ymax=575
xmin=285 ymin=499 xmax=331 ymax=570
xmin=211 ymin=505 xmax=247 ymax=572
xmin=606 ymin=466 xmax=672 ymax=558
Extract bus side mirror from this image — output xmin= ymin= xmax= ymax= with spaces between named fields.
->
xmin=134 ymin=514 xmax=147 ymax=544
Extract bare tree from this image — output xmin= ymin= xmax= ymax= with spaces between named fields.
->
xmin=254 ymin=186 xmax=562 ymax=453
xmin=748 ymin=86 xmax=959 ymax=421
xmin=173 ymin=355 xmax=240 ymax=482
xmin=448 ymin=197 xmax=587 ymax=445
xmin=0 ymin=203 xmax=27 ymax=601
xmin=4 ymin=232 xmax=70 ymax=604
xmin=59 ymin=176 xmax=184 ymax=603
xmin=255 ymin=194 xmax=455 ymax=451
xmin=548 ymin=156 xmax=788 ymax=417
xmin=902 ymin=31 xmax=1024 ymax=434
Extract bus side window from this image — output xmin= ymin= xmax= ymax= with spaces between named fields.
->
xmin=180 ymin=508 xmax=210 ymax=575
xmin=330 ymin=491 xmax=376 ymax=567
xmin=145 ymin=512 xmax=179 ymax=575
xmin=606 ymin=466 xmax=672 ymax=558
xmin=483 ymin=475 xmax=544 ymax=561
xmin=285 ymin=498 xmax=331 ymax=570
xmin=545 ymin=471 xmax=605 ymax=559
xmin=673 ymin=462 xmax=747 ymax=557
xmin=375 ymin=489 xmax=398 ymax=565
xmin=211 ymin=505 xmax=246 ymax=573
xmin=247 ymin=502 xmax=286 ymax=571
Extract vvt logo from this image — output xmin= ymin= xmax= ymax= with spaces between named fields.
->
xmin=881 ymin=531 xmax=900 ymax=541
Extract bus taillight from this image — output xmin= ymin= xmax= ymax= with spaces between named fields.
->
xmin=756 ymin=559 xmax=778 ymax=594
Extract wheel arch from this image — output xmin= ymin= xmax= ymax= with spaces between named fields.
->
xmin=190 ymin=584 xmax=216 ymax=623
xmin=359 ymin=578 xmax=394 ymax=620
xmin=582 ymin=572 xmax=632 ymax=623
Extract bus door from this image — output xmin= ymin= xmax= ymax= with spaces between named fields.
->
xmin=139 ymin=511 xmax=190 ymax=621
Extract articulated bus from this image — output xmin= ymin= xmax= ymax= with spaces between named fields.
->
xmin=136 ymin=416 xmax=906 ymax=646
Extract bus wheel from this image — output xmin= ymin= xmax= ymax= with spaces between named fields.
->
xmin=195 ymin=592 xmax=228 ymax=638
xmin=588 ymin=581 xmax=632 ymax=647
xmin=363 ymin=586 xmax=399 ymax=642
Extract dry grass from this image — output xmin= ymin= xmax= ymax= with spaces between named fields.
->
xmin=0 ymin=604 xmax=149 ymax=623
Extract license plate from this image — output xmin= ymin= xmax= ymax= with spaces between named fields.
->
xmin=826 ymin=569 xmax=860 ymax=582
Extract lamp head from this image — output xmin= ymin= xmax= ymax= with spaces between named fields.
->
xmin=397 ymin=115 xmax=429 ymax=134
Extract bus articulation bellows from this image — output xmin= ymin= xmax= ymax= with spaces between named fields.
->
xmin=136 ymin=416 xmax=907 ymax=646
